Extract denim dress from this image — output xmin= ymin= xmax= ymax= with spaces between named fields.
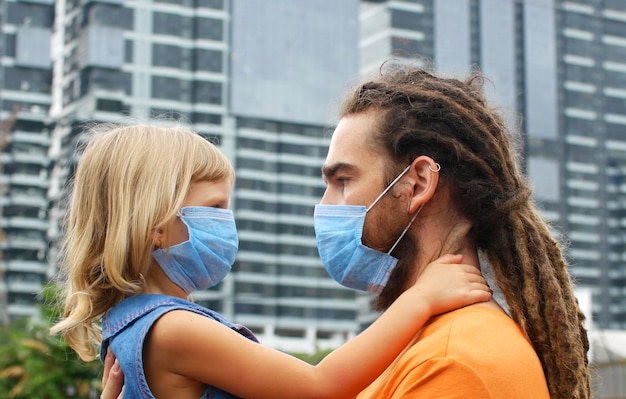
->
xmin=101 ymin=294 xmax=259 ymax=399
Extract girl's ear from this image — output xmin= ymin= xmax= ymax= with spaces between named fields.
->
xmin=405 ymin=155 xmax=440 ymax=214
xmin=152 ymin=228 xmax=165 ymax=249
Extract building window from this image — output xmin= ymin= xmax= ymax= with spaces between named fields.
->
xmin=194 ymin=48 xmax=222 ymax=72
xmin=195 ymin=17 xmax=223 ymax=41
xmin=604 ymin=18 xmax=626 ymax=37
xmin=193 ymin=80 xmax=222 ymax=104
xmin=192 ymin=112 xmax=222 ymax=125
xmin=96 ymin=99 xmax=127 ymax=113
xmin=4 ymin=34 xmax=15 ymax=57
xmin=391 ymin=36 xmax=423 ymax=58
xmin=7 ymin=2 xmax=53 ymax=28
xmin=125 ymin=40 xmax=133 ymax=63
xmin=153 ymin=44 xmax=191 ymax=69
xmin=195 ymin=0 xmax=224 ymax=10
xmin=153 ymin=12 xmax=192 ymax=38
xmin=80 ymin=68 xmax=132 ymax=96
xmin=155 ymin=0 xmax=194 ymax=6
xmin=151 ymin=76 xmax=191 ymax=102
xmin=391 ymin=9 xmax=422 ymax=31
xmin=3 ymin=67 xmax=51 ymax=93
xmin=83 ymin=3 xmax=134 ymax=29
xmin=150 ymin=108 xmax=190 ymax=122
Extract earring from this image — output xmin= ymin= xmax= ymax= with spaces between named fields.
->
xmin=429 ymin=163 xmax=441 ymax=173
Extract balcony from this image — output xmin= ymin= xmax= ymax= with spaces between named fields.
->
xmin=4 ymin=259 xmax=48 ymax=274
xmin=6 ymin=279 xmax=43 ymax=294
xmin=2 ymin=217 xmax=49 ymax=231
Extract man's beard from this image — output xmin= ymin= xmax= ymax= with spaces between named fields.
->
xmin=362 ymin=195 xmax=420 ymax=311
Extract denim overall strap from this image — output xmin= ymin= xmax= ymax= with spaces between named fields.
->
xmin=101 ymin=294 xmax=258 ymax=399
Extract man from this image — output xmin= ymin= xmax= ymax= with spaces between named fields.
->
xmin=102 ymin=66 xmax=590 ymax=398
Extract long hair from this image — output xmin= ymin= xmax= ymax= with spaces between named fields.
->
xmin=340 ymin=66 xmax=590 ymax=399
xmin=49 ymin=124 xmax=234 ymax=361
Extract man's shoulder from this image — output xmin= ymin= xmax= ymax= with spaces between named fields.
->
xmin=421 ymin=304 xmax=527 ymax=351
xmin=399 ymin=304 xmax=539 ymax=370
xmin=364 ymin=305 xmax=549 ymax=398
xmin=413 ymin=305 xmax=546 ymax=382
xmin=423 ymin=304 xmax=521 ymax=335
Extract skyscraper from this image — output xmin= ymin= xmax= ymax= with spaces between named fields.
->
xmin=0 ymin=0 xmax=54 ymax=322
xmin=4 ymin=0 xmax=625 ymax=346
xmin=228 ymin=0 xmax=360 ymax=352
xmin=359 ymin=0 xmax=626 ymax=329
xmin=48 ymin=0 xmax=360 ymax=353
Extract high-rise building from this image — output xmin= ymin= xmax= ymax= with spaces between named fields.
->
xmin=359 ymin=0 xmax=626 ymax=329
xmin=7 ymin=0 xmax=625 ymax=347
xmin=0 ymin=0 xmax=55 ymax=322
xmin=48 ymin=0 xmax=360 ymax=353
xmin=228 ymin=0 xmax=360 ymax=352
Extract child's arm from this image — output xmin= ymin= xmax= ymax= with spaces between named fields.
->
xmin=144 ymin=253 xmax=490 ymax=399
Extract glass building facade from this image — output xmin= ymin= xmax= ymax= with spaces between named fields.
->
xmin=2 ymin=0 xmax=624 ymax=345
xmin=360 ymin=0 xmax=626 ymax=329
xmin=0 ymin=0 xmax=55 ymax=323
xmin=47 ymin=0 xmax=360 ymax=353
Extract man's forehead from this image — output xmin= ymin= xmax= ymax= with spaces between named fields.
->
xmin=322 ymin=113 xmax=388 ymax=176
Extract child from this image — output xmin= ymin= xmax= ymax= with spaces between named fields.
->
xmin=50 ymin=124 xmax=491 ymax=399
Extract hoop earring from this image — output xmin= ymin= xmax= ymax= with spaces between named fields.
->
xmin=429 ymin=163 xmax=441 ymax=173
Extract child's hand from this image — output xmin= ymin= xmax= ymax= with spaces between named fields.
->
xmin=101 ymin=348 xmax=124 ymax=399
xmin=411 ymin=254 xmax=491 ymax=317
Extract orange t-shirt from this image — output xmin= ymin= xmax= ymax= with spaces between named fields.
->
xmin=358 ymin=305 xmax=550 ymax=398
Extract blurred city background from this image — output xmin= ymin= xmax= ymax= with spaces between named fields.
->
xmin=0 ymin=0 xmax=625 ymax=397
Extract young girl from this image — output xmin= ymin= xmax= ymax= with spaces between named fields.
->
xmin=50 ymin=124 xmax=490 ymax=399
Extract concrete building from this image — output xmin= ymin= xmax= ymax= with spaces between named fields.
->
xmin=0 ymin=0 xmax=55 ymax=322
xmin=358 ymin=0 xmax=626 ymax=330
xmin=3 ymin=0 xmax=625 ymax=351
xmin=47 ymin=0 xmax=360 ymax=353
xmin=227 ymin=0 xmax=360 ymax=352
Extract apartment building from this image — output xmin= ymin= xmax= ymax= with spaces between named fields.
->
xmin=47 ymin=0 xmax=360 ymax=353
xmin=0 ymin=0 xmax=54 ymax=322
xmin=359 ymin=0 xmax=626 ymax=329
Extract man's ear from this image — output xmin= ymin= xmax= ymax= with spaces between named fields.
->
xmin=405 ymin=155 xmax=440 ymax=213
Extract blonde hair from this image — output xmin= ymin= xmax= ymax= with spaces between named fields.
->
xmin=49 ymin=124 xmax=234 ymax=361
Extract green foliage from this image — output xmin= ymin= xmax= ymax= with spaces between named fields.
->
xmin=0 ymin=284 xmax=102 ymax=398
xmin=291 ymin=347 xmax=334 ymax=365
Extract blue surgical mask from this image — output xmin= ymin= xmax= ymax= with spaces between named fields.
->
xmin=314 ymin=165 xmax=420 ymax=294
xmin=152 ymin=206 xmax=238 ymax=295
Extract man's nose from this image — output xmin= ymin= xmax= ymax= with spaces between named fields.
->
xmin=319 ymin=188 xmax=335 ymax=205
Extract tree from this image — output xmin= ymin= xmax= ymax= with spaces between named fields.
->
xmin=0 ymin=284 xmax=101 ymax=398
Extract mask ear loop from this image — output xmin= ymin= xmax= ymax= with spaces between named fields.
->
xmin=387 ymin=204 xmax=423 ymax=255
xmin=366 ymin=164 xmax=412 ymax=212
xmin=384 ymin=161 xmax=441 ymax=254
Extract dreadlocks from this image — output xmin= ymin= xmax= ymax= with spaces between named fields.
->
xmin=340 ymin=65 xmax=590 ymax=399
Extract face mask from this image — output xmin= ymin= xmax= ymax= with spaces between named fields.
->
xmin=152 ymin=206 xmax=238 ymax=295
xmin=314 ymin=165 xmax=420 ymax=294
